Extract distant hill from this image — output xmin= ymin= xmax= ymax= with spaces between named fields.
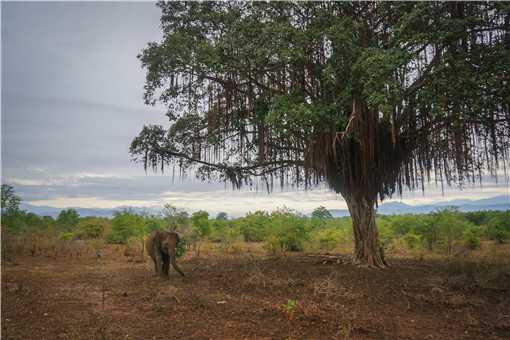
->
xmin=21 ymin=195 xmax=509 ymax=218
xmin=329 ymin=195 xmax=510 ymax=217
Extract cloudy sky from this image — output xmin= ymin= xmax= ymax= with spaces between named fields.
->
xmin=2 ymin=2 xmax=508 ymax=217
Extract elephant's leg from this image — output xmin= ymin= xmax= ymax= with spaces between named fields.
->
xmin=152 ymin=258 xmax=158 ymax=276
xmin=169 ymin=248 xmax=185 ymax=277
xmin=162 ymin=254 xmax=170 ymax=278
xmin=153 ymin=245 xmax=164 ymax=277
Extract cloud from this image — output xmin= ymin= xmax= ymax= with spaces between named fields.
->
xmin=2 ymin=2 xmax=165 ymax=180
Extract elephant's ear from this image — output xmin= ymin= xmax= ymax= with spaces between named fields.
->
xmin=153 ymin=232 xmax=162 ymax=249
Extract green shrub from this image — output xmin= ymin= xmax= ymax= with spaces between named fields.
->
xmin=106 ymin=210 xmax=146 ymax=244
xmin=310 ymin=206 xmax=333 ymax=228
xmin=74 ymin=218 xmax=106 ymax=239
xmin=145 ymin=217 xmax=167 ymax=233
xmin=175 ymin=236 xmax=187 ymax=257
xmin=264 ymin=235 xmax=285 ymax=254
xmin=59 ymin=232 xmax=74 ymax=241
xmin=309 ymin=228 xmax=342 ymax=251
xmin=403 ymin=233 xmax=422 ymax=250
xmin=465 ymin=211 xmax=494 ymax=226
xmin=237 ymin=211 xmax=269 ymax=242
xmin=264 ymin=209 xmax=308 ymax=253
xmin=56 ymin=209 xmax=80 ymax=232
xmin=318 ymin=234 xmax=338 ymax=251
xmin=486 ymin=213 xmax=510 ymax=244
xmin=191 ymin=210 xmax=211 ymax=238
xmin=433 ymin=208 xmax=472 ymax=255
xmin=377 ymin=218 xmax=395 ymax=250
xmin=463 ymin=229 xmax=481 ymax=250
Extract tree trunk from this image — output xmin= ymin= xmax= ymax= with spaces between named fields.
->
xmin=345 ymin=195 xmax=388 ymax=268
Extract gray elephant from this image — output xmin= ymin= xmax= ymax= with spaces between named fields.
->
xmin=146 ymin=230 xmax=185 ymax=278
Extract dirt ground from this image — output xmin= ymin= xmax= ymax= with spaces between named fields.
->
xmin=2 ymin=245 xmax=510 ymax=340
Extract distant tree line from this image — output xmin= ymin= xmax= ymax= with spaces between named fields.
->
xmin=2 ymin=185 xmax=509 ymax=257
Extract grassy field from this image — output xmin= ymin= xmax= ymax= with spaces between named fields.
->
xmin=2 ymin=240 xmax=510 ymax=340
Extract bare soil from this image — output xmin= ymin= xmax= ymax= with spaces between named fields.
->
xmin=2 ymin=246 xmax=510 ymax=339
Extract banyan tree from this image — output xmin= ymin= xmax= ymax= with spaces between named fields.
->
xmin=131 ymin=2 xmax=510 ymax=267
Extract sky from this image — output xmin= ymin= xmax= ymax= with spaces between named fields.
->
xmin=1 ymin=1 xmax=509 ymax=217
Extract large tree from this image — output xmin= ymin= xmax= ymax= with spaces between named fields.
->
xmin=131 ymin=2 xmax=509 ymax=267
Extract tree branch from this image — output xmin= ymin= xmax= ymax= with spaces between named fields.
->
xmin=405 ymin=46 xmax=443 ymax=96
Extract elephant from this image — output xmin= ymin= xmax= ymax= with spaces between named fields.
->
xmin=146 ymin=230 xmax=185 ymax=278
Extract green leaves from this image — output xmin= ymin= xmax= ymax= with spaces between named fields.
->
xmin=191 ymin=210 xmax=211 ymax=238
xmin=132 ymin=1 xmax=509 ymax=200
xmin=57 ymin=209 xmax=80 ymax=233
xmin=106 ymin=210 xmax=146 ymax=244
xmin=267 ymin=94 xmax=341 ymax=133
xmin=354 ymin=48 xmax=409 ymax=111
xmin=1 ymin=184 xmax=21 ymax=215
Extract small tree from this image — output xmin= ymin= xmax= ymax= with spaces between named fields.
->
xmin=311 ymin=206 xmax=333 ymax=221
xmin=56 ymin=209 xmax=80 ymax=232
xmin=1 ymin=184 xmax=21 ymax=215
xmin=433 ymin=208 xmax=471 ymax=255
xmin=74 ymin=217 xmax=108 ymax=239
xmin=161 ymin=204 xmax=190 ymax=232
xmin=486 ymin=212 xmax=510 ymax=244
xmin=463 ymin=228 xmax=481 ymax=250
xmin=190 ymin=210 xmax=210 ymax=255
xmin=191 ymin=210 xmax=211 ymax=238
xmin=237 ymin=211 xmax=270 ymax=242
xmin=145 ymin=215 xmax=167 ymax=233
xmin=216 ymin=212 xmax=229 ymax=221
xmin=107 ymin=210 xmax=146 ymax=244
xmin=265 ymin=208 xmax=309 ymax=253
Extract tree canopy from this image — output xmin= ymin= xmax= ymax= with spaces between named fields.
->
xmin=311 ymin=206 xmax=334 ymax=220
xmin=131 ymin=1 xmax=509 ymax=267
xmin=1 ymin=184 xmax=21 ymax=215
xmin=56 ymin=209 xmax=80 ymax=232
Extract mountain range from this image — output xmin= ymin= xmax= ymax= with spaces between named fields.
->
xmin=329 ymin=195 xmax=510 ymax=217
xmin=20 ymin=195 xmax=509 ymax=219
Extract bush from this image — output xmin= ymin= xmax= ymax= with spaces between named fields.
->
xmin=318 ymin=232 xmax=338 ymax=251
xmin=463 ymin=229 xmax=481 ymax=250
xmin=377 ymin=218 xmax=395 ymax=250
xmin=433 ymin=208 xmax=472 ymax=255
xmin=106 ymin=211 xmax=146 ymax=244
xmin=309 ymin=228 xmax=343 ymax=251
xmin=237 ymin=211 xmax=269 ymax=242
xmin=264 ymin=209 xmax=308 ymax=253
xmin=74 ymin=218 xmax=107 ymax=239
xmin=191 ymin=210 xmax=211 ymax=238
xmin=176 ymin=236 xmax=187 ymax=257
xmin=59 ymin=232 xmax=74 ymax=241
xmin=486 ymin=213 xmax=510 ymax=244
xmin=57 ymin=209 xmax=80 ymax=232
xmin=145 ymin=216 xmax=167 ymax=233
xmin=403 ymin=233 xmax=422 ymax=250
xmin=310 ymin=206 xmax=333 ymax=228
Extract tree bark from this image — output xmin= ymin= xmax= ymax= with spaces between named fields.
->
xmin=345 ymin=194 xmax=388 ymax=268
